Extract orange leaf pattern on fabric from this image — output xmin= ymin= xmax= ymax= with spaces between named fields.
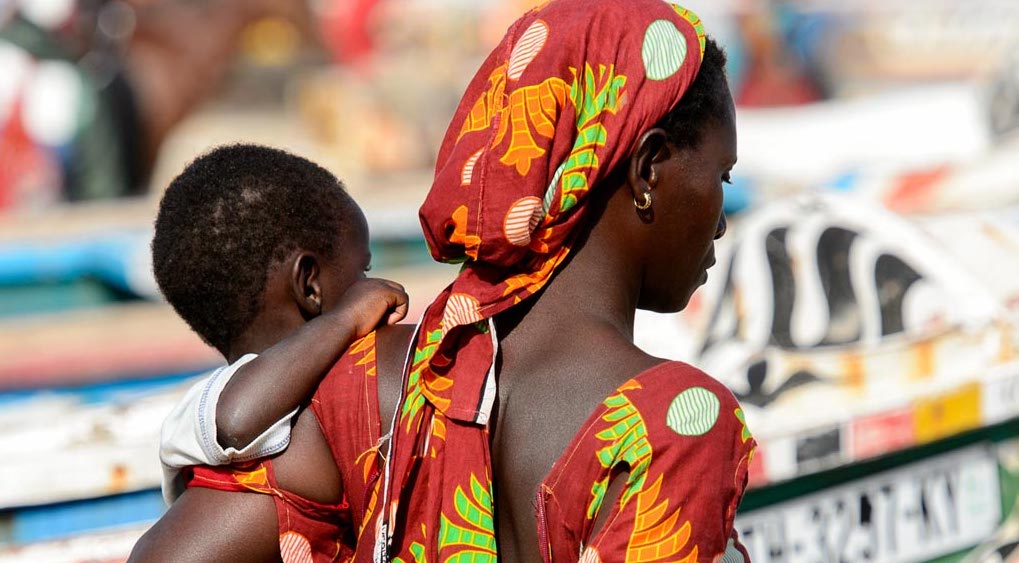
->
xmin=352 ymin=333 xmax=377 ymax=374
xmin=496 ymin=77 xmax=570 ymax=176
xmin=234 ymin=464 xmax=271 ymax=491
xmin=430 ymin=415 xmax=447 ymax=458
xmin=447 ymin=206 xmax=481 ymax=261
xmin=625 ymin=475 xmax=696 ymax=563
xmin=458 ymin=64 xmax=508 ymax=141
xmin=420 ymin=372 xmax=454 ymax=421
xmin=501 ymin=247 xmax=567 ymax=297
xmin=457 ymin=60 xmax=571 ymax=178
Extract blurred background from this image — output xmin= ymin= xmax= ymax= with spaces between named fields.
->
xmin=1 ymin=0 xmax=1018 ymax=561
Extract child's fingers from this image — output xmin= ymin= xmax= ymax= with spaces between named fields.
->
xmin=386 ymin=301 xmax=409 ymax=325
xmin=385 ymin=290 xmax=410 ymax=324
xmin=356 ymin=278 xmax=408 ymax=325
xmin=370 ymin=278 xmax=407 ymax=306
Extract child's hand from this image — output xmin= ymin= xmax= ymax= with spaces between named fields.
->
xmin=335 ymin=278 xmax=410 ymax=337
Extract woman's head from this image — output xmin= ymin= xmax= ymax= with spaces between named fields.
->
xmin=627 ymin=38 xmax=736 ymax=312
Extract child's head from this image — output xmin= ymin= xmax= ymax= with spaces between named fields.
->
xmin=152 ymin=144 xmax=370 ymax=356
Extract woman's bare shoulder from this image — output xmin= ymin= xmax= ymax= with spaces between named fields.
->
xmin=375 ymin=323 xmax=418 ymax=358
xmin=373 ymin=323 xmax=419 ymax=424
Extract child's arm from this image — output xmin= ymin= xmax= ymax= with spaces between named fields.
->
xmin=158 ymin=278 xmax=407 ymax=504
xmin=215 ymin=278 xmax=408 ymax=451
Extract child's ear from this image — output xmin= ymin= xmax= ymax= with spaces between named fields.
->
xmin=290 ymin=252 xmax=323 ymax=319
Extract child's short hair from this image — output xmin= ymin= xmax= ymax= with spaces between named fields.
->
xmin=152 ymin=144 xmax=360 ymax=354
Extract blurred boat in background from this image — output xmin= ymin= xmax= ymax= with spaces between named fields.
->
xmin=637 ymin=194 xmax=1019 ymax=562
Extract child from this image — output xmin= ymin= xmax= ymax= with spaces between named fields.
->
xmin=152 ymin=143 xmax=408 ymax=503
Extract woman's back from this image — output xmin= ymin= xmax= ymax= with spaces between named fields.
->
xmin=372 ymin=309 xmax=754 ymax=562
xmin=488 ymin=304 xmax=660 ymax=561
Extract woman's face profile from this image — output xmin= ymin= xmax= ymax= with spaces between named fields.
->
xmin=639 ymin=96 xmax=737 ymax=313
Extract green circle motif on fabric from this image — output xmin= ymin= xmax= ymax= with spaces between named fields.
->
xmin=666 ymin=386 xmax=719 ymax=436
xmin=642 ymin=19 xmax=687 ymax=81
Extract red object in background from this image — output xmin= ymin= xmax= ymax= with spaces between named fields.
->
xmin=883 ymin=165 xmax=951 ymax=213
xmin=0 ymin=98 xmax=61 ymax=210
xmin=850 ymin=408 xmax=917 ymax=460
xmin=734 ymin=11 xmax=822 ymax=107
xmin=736 ymin=65 xmax=821 ymax=107
xmin=317 ymin=0 xmax=381 ymax=69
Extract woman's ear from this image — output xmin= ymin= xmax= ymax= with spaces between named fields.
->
xmin=290 ymin=252 xmax=323 ymax=319
xmin=627 ymin=127 xmax=671 ymax=217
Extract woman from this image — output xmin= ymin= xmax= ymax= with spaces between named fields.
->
xmin=131 ymin=1 xmax=753 ymax=561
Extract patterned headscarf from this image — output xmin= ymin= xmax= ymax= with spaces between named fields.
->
xmin=376 ymin=1 xmax=708 ymax=558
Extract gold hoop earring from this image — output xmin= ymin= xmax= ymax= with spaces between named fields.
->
xmin=634 ymin=191 xmax=652 ymax=211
